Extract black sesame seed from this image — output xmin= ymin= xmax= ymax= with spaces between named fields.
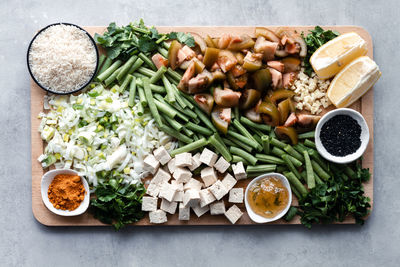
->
xmin=320 ymin=115 xmax=361 ymax=157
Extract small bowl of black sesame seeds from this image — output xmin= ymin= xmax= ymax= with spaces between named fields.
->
xmin=315 ymin=108 xmax=370 ymax=164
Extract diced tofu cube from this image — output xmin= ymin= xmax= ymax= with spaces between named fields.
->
xmin=173 ymin=167 xmax=192 ymax=183
xmin=183 ymin=178 xmax=203 ymax=191
xmin=228 ymin=188 xmax=244 ymax=203
xmin=192 ymin=203 xmax=210 ymax=217
xmin=210 ymin=201 xmax=226 ymax=215
xmin=160 ymin=198 xmax=178 ymax=214
xmin=144 ymin=154 xmax=160 ymax=174
xmin=221 ymin=173 xmax=237 ymax=191
xmin=182 ymin=189 xmax=200 ymax=207
xmin=141 ymin=196 xmax=158 ymax=212
xmin=153 ymin=146 xmax=171 ymax=165
xmin=178 ymin=203 xmax=190 ymax=221
xmin=146 ymin=183 xmax=160 ymax=197
xmin=200 ymin=167 xmax=218 ymax=187
xmin=199 ymin=148 xmax=218 ymax=167
xmin=149 ymin=210 xmax=168 ymax=224
xmin=175 ymin=152 xmax=192 ymax=167
xmin=171 ymin=180 xmax=184 ymax=191
xmin=199 ymin=188 xmax=216 ymax=207
xmin=168 ymin=158 xmax=177 ymax=174
xmin=172 ymin=191 xmax=184 ymax=202
xmin=232 ymin=162 xmax=247 ymax=180
xmin=152 ymin=168 xmax=171 ymax=184
xmin=209 ymin=180 xmax=228 ymax=200
xmin=225 ymin=205 xmax=243 ymax=224
xmin=214 ymin=156 xmax=230 ymax=173
xmin=158 ymin=182 xmax=177 ymax=202
xmin=189 ymin=152 xmax=202 ymax=171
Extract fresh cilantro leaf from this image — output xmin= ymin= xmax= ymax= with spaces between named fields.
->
xmin=168 ymin=32 xmax=195 ymax=47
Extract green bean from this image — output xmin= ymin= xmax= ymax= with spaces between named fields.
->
xmin=304 ymin=139 xmax=316 ymax=149
xmin=132 ymin=72 xmax=147 ymax=79
xmin=289 ymin=183 xmax=301 ymax=199
xmin=163 ymin=114 xmax=183 ymax=131
xmin=261 ymin=135 xmax=270 ymax=154
xmin=136 ymin=79 xmax=166 ymax=93
xmin=185 ymin=122 xmax=213 ymax=136
xmin=314 ymin=171 xmax=324 ymax=185
xmin=138 ymin=52 xmax=157 ymax=71
xmin=177 ymin=90 xmax=194 ymax=109
xmin=276 ymin=165 xmax=289 ymax=173
xmin=284 ymin=144 xmax=304 ymax=162
xmin=293 ymin=143 xmax=308 ymax=154
xmin=161 ymin=75 xmax=176 ymax=103
xmin=96 ymin=60 xmax=122 ymax=82
xmin=166 ymin=67 xmax=183 ymax=81
xmin=172 ymin=102 xmax=197 ymax=119
xmin=284 ymin=172 xmax=308 ymax=198
xmin=149 ymin=66 xmax=167 ymax=84
xmin=269 ymin=130 xmax=277 ymax=139
xmin=157 ymin=47 xmax=169 ymax=58
xmin=234 ymin=106 xmax=240 ymax=120
xmin=209 ymin=134 xmax=232 ymax=162
xmin=172 ymin=89 xmax=187 ymax=109
xmin=127 ymin=58 xmax=144 ymax=75
xmin=281 ymin=154 xmax=302 ymax=181
xmin=153 ymin=95 xmax=189 ymax=122
xmin=137 ymin=101 xmax=144 ymax=116
xmin=303 ymin=151 xmax=315 ymax=189
xmin=171 ymin=138 xmax=208 ymax=157
xmin=96 ymin=54 xmax=106 ymax=75
xmin=117 ymin=55 xmax=138 ymax=82
xmin=255 ymin=154 xmax=284 ymax=164
xmin=97 ymin=57 xmax=112 ymax=76
xmin=227 ymin=130 xmax=259 ymax=150
xmin=143 ymin=78 xmax=162 ymax=126
xmin=232 ymin=119 xmax=262 ymax=151
xmin=230 ymin=146 xmax=257 ymax=166
xmin=128 ymin=77 xmax=137 ymax=107
xmin=311 ymin=160 xmax=330 ymax=181
xmin=154 ymin=99 xmax=177 ymax=118
xmin=167 ymin=75 xmax=179 ymax=85
xmin=137 ymin=86 xmax=147 ymax=107
xmin=193 ymin=134 xmax=199 ymax=141
xmin=252 ymin=134 xmax=262 ymax=146
xmin=182 ymin=127 xmax=194 ymax=137
xmin=138 ymin=66 xmax=156 ymax=77
xmin=162 ymin=41 xmax=170 ymax=50
xmin=160 ymin=125 xmax=193 ymax=144
xmin=298 ymin=131 xmax=315 ymax=139
xmin=251 ymin=128 xmax=264 ymax=137
xmin=308 ymin=149 xmax=329 ymax=172
xmin=240 ymin=117 xmax=271 ymax=133
xmin=119 ymin=73 xmax=132 ymax=92
xmin=194 ymin=106 xmax=217 ymax=132
xmin=222 ymin=137 xmax=236 ymax=147
xmin=246 ymin=164 xmax=276 ymax=173
xmin=344 ymin=166 xmax=356 ymax=179
xmin=231 ymin=155 xmax=249 ymax=165
xmin=104 ymin=66 xmax=123 ymax=86
xmin=270 ymin=137 xmax=287 ymax=149
xmin=131 ymin=26 xmax=150 ymax=34
xmin=227 ymin=135 xmax=253 ymax=153
xmin=156 ymin=35 xmax=167 ymax=44
xmin=271 ymin=147 xmax=302 ymax=167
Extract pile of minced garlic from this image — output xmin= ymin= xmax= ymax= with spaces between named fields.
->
xmin=290 ymin=68 xmax=331 ymax=115
xmin=28 ymin=24 xmax=97 ymax=93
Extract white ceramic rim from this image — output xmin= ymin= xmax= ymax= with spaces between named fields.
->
xmin=244 ymin=173 xmax=292 ymax=223
xmin=41 ymin=169 xmax=90 ymax=216
xmin=315 ymin=108 xmax=370 ymax=164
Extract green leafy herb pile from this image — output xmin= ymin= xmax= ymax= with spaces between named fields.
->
xmin=291 ymin=161 xmax=371 ymax=228
xmin=90 ymin=172 xmax=146 ymax=230
xmin=94 ymin=20 xmax=195 ymax=60
xmin=302 ymin=26 xmax=340 ymax=76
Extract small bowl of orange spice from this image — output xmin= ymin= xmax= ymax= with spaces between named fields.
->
xmin=41 ymin=169 xmax=90 ymax=216
xmin=245 ymin=173 xmax=292 ymax=223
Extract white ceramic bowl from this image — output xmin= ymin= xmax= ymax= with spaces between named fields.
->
xmin=244 ymin=173 xmax=292 ymax=223
xmin=315 ymin=108 xmax=369 ymax=164
xmin=41 ymin=169 xmax=90 ymax=216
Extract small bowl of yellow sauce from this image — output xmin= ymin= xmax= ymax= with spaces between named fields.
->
xmin=244 ymin=173 xmax=292 ymax=223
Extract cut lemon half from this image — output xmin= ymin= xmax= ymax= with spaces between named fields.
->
xmin=327 ymin=56 xmax=381 ymax=108
xmin=310 ymin=32 xmax=368 ymax=79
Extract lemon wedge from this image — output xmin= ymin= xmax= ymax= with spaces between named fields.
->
xmin=327 ymin=56 xmax=381 ymax=108
xmin=310 ymin=32 xmax=368 ymax=79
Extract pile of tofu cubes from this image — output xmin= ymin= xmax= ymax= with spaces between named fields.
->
xmin=141 ymin=146 xmax=247 ymax=224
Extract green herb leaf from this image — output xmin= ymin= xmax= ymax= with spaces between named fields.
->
xmin=168 ymin=32 xmax=195 ymax=47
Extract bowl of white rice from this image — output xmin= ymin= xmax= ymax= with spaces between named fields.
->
xmin=27 ymin=23 xmax=99 ymax=95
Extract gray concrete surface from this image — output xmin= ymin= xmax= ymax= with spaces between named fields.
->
xmin=0 ymin=0 xmax=398 ymax=266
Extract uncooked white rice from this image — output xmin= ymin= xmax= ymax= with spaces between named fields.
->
xmin=28 ymin=24 xmax=97 ymax=93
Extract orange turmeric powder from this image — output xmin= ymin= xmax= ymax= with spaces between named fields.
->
xmin=48 ymin=174 xmax=86 ymax=211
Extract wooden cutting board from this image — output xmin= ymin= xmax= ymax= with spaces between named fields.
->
xmin=31 ymin=26 xmax=374 ymax=226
